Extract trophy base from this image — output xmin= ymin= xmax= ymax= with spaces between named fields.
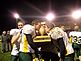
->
xmin=33 ymin=36 xmax=51 ymax=42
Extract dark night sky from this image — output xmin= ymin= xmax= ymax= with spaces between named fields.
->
xmin=0 ymin=0 xmax=81 ymax=34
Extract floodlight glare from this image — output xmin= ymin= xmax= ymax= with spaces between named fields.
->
xmin=13 ymin=13 xmax=20 ymax=19
xmin=45 ymin=13 xmax=55 ymax=21
xmin=72 ymin=10 xmax=81 ymax=19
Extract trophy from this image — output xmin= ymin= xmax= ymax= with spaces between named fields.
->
xmin=33 ymin=25 xmax=51 ymax=43
xmin=39 ymin=26 xmax=45 ymax=36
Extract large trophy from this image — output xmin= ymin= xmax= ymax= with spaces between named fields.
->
xmin=33 ymin=24 xmax=51 ymax=43
xmin=33 ymin=22 xmax=51 ymax=61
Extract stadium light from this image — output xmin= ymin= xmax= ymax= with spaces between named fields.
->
xmin=13 ymin=13 xmax=20 ymax=23
xmin=71 ymin=10 xmax=81 ymax=19
xmin=13 ymin=13 xmax=20 ymax=19
xmin=45 ymin=12 xmax=55 ymax=21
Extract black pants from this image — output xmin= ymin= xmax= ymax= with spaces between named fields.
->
xmin=41 ymin=51 xmax=59 ymax=61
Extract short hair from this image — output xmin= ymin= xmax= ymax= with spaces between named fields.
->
xmin=46 ymin=22 xmax=55 ymax=29
xmin=17 ymin=19 xmax=25 ymax=25
xmin=74 ymin=25 xmax=79 ymax=31
xmin=32 ymin=19 xmax=41 ymax=25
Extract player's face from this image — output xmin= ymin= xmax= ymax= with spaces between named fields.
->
xmin=44 ymin=25 xmax=50 ymax=33
xmin=7 ymin=31 xmax=10 ymax=34
xmin=18 ymin=22 xmax=24 ymax=29
xmin=35 ymin=23 xmax=41 ymax=30
xmin=3 ymin=31 xmax=6 ymax=35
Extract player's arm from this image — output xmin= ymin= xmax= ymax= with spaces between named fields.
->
xmin=11 ymin=32 xmax=20 ymax=44
xmin=25 ymin=34 xmax=38 ymax=51
xmin=58 ymin=37 xmax=66 ymax=60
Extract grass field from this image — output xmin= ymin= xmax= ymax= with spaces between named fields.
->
xmin=0 ymin=39 xmax=11 ymax=61
xmin=0 ymin=36 xmax=79 ymax=61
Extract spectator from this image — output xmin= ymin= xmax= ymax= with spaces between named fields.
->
xmin=6 ymin=30 xmax=12 ymax=51
xmin=1 ymin=31 xmax=7 ymax=53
